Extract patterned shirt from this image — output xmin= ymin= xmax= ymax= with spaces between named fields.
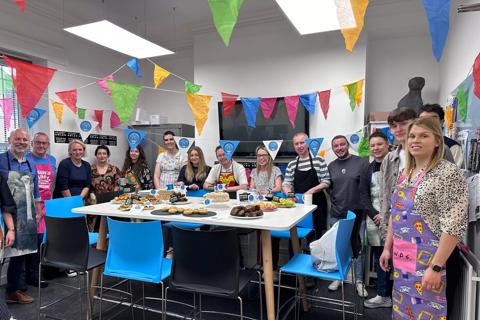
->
xmin=156 ymin=150 xmax=187 ymax=189
xmin=250 ymin=166 xmax=282 ymax=191
xmin=91 ymin=164 xmax=122 ymax=194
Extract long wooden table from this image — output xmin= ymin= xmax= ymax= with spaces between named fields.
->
xmin=73 ymin=198 xmax=317 ymax=320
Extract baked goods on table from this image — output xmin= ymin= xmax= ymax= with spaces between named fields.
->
xmin=230 ymin=205 xmax=263 ymax=217
xmin=258 ymin=202 xmax=278 ymax=211
xmin=203 ymin=192 xmax=230 ymax=203
xmin=112 ymin=193 xmax=131 ymax=203
xmin=169 ymin=192 xmax=188 ymax=203
xmin=156 ymin=190 xmax=175 ymax=201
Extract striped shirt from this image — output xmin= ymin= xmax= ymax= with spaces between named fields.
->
xmin=282 ymin=156 xmax=331 ymax=190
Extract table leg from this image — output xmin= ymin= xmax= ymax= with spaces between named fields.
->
xmin=290 ymin=227 xmax=309 ymax=311
xmin=90 ymin=216 xmax=108 ymax=308
xmin=261 ymin=230 xmax=275 ymax=320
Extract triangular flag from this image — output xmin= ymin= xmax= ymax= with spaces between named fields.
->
xmin=96 ymin=74 xmax=114 ymax=96
xmin=422 ymin=0 xmax=451 ymax=61
xmin=299 ymin=92 xmax=317 ymax=114
xmin=0 ymin=98 xmax=14 ymax=132
xmin=110 ymin=111 xmax=121 ymax=129
xmin=0 ymin=69 xmax=13 ymax=92
xmin=219 ymin=140 xmax=240 ymax=161
xmin=221 ymin=92 xmax=239 ymax=117
xmin=77 ymin=107 xmax=86 ymax=119
xmin=56 ymin=89 xmax=77 ymax=113
xmin=107 ymin=81 xmax=143 ymax=123
xmin=358 ymin=136 xmax=371 ymax=157
xmin=263 ymin=140 xmax=283 ymax=160
xmin=260 ymin=97 xmax=277 ymax=120
xmin=456 ymin=83 xmax=468 ymax=122
xmin=185 ymin=93 xmax=211 ymax=136
xmin=379 ymin=127 xmax=395 ymax=144
xmin=341 ymin=0 xmax=369 ymax=52
xmin=305 ymin=138 xmax=324 ymax=157
xmin=127 ymin=58 xmax=142 ymax=77
xmin=240 ymin=97 xmax=261 ymax=128
xmin=346 ymin=133 xmax=361 ymax=151
xmin=445 ymin=106 xmax=454 ymax=129
xmin=284 ymin=95 xmax=299 ymax=128
xmin=51 ymin=100 xmax=64 ymax=125
xmin=174 ymin=136 xmax=195 ymax=154
xmin=26 ymin=107 xmax=46 ymax=128
xmin=94 ymin=110 xmax=104 ymax=129
xmin=473 ymin=53 xmax=480 ymax=99
xmin=153 ymin=64 xmax=171 ymax=88
xmin=343 ymin=79 xmax=364 ymax=111
xmin=185 ymin=80 xmax=202 ymax=94
xmin=3 ymin=55 xmax=56 ymax=118
xmin=15 ymin=0 xmax=25 ymax=12
xmin=317 ymin=90 xmax=331 ymax=119
xmin=124 ymin=128 xmax=147 ymax=150
xmin=208 ymin=0 xmax=244 ymax=46
xmin=76 ymin=119 xmax=98 ymax=142
xmin=318 ymin=150 xmax=326 ymax=158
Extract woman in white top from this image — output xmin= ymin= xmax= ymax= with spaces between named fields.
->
xmin=153 ymin=131 xmax=187 ymax=189
xmin=250 ymin=146 xmax=282 ymax=195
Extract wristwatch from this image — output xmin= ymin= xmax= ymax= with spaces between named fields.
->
xmin=430 ymin=264 xmax=442 ymax=272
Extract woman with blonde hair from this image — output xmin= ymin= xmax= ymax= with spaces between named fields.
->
xmin=380 ymin=117 xmax=468 ymax=318
xmin=249 ymin=146 xmax=282 ymax=195
xmin=176 ymin=146 xmax=211 ymax=190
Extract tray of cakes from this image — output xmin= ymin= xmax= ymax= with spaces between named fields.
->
xmin=230 ymin=205 xmax=264 ymax=219
xmin=164 ymin=192 xmax=190 ymax=205
xmin=151 ymin=206 xmax=216 ymax=218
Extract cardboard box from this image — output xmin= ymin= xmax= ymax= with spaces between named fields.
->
xmin=369 ymin=112 xmax=390 ymax=122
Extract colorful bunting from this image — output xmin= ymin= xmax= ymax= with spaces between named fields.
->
xmin=344 ymin=79 xmax=364 ymax=111
xmin=208 ymin=0 xmax=244 ymax=46
xmin=358 ymin=136 xmax=371 ymax=157
xmin=55 ymin=89 xmax=77 ymax=113
xmin=340 ymin=0 xmax=369 ymax=52
xmin=153 ymin=64 xmax=171 ymax=88
xmin=0 ymin=69 xmax=13 ymax=92
xmin=305 ymin=138 xmax=324 ymax=157
xmin=185 ymin=80 xmax=202 ymax=94
xmin=445 ymin=106 xmax=454 ymax=129
xmin=76 ymin=119 xmax=98 ymax=142
xmin=174 ymin=136 xmax=195 ymax=153
xmin=26 ymin=108 xmax=46 ymax=128
xmin=219 ymin=140 xmax=240 ymax=161
xmin=318 ymin=150 xmax=326 ymax=158
xmin=260 ymin=97 xmax=277 ymax=120
xmin=94 ymin=110 xmax=104 ymax=129
xmin=0 ymin=98 xmax=14 ymax=131
xmin=317 ymin=90 xmax=331 ymax=119
xmin=346 ymin=133 xmax=361 ymax=151
xmin=3 ymin=55 xmax=56 ymax=118
xmin=77 ymin=107 xmax=86 ymax=119
xmin=221 ymin=92 xmax=239 ymax=117
xmin=473 ymin=53 xmax=480 ymax=99
xmin=96 ymin=74 xmax=114 ymax=96
xmin=127 ymin=58 xmax=142 ymax=77
xmin=263 ymin=140 xmax=283 ymax=160
xmin=185 ymin=93 xmax=211 ymax=135
xmin=456 ymin=83 xmax=468 ymax=122
xmin=240 ymin=97 xmax=261 ymax=128
xmin=110 ymin=111 xmax=121 ymax=129
xmin=51 ymin=100 xmax=64 ymax=125
xmin=124 ymin=128 xmax=147 ymax=150
xmin=106 ymin=81 xmax=143 ymax=123
xmin=284 ymin=95 xmax=300 ymax=128
xmin=422 ymin=0 xmax=451 ymax=61
xmin=299 ymin=92 xmax=317 ymax=114
xmin=379 ymin=127 xmax=395 ymax=144
xmin=15 ymin=0 xmax=25 ymax=12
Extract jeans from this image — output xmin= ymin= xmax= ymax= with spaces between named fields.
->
xmin=7 ymin=255 xmax=26 ymax=294
xmin=371 ymin=246 xmax=392 ymax=297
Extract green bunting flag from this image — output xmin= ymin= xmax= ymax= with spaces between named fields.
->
xmin=357 ymin=136 xmax=371 ymax=157
xmin=77 ymin=107 xmax=86 ymax=119
xmin=106 ymin=80 xmax=143 ymax=123
xmin=343 ymin=79 xmax=364 ymax=111
xmin=456 ymin=84 xmax=468 ymax=122
xmin=0 ymin=69 xmax=13 ymax=92
xmin=208 ymin=0 xmax=244 ymax=47
xmin=185 ymin=80 xmax=202 ymax=94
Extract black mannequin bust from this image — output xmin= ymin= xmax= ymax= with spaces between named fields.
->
xmin=397 ymin=77 xmax=425 ymax=114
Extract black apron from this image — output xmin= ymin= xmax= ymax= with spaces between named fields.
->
xmin=293 ymin=154 xmax=327 ymax=237
xmin=3 ymin=153 xmax=37 ymax=258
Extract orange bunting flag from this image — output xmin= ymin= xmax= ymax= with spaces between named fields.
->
xmin=317 ymin=90 xmax=331 ymax=119
xmin=56 ymin=89 xmax=77 ymax=113
xmin=318 ymin=150 xmax=326 ymax=158
xmin=51 ymin=100 xmax=64 ymax=125
xmin=341 ymin=0 xmax=369 ymax=52
xmin=343 ymin=79 xmax=364 ymax=111
xmin=221 ymin=92 xmax=239 ymax=117
xmin=153 ymin=64 xmax=171 ymax=88
xmin=94 ymin=110 xmax=104 ymax=129
xmin=185 ymin=93 xmax=212 ymax=136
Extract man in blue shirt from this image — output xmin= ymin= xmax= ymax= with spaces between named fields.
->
xmin=0 ymin=128 xmax=42 ymax=304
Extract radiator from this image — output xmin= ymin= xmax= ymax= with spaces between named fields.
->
xmin=450 ymin=251 xmax=479 ymax=320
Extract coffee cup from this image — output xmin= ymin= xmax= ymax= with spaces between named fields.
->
xmin=302 ymin=194 xmax=313 ymax=206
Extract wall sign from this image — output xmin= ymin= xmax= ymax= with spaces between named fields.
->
xmin=54 ymin=131 xmax=117 ymax=146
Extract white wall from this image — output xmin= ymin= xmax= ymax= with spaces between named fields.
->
xmin=193 ymin=20 xmax=366 ymax=165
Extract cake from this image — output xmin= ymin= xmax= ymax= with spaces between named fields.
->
xmin=203 ymin=191 xmax=230 ymax=202
xmin=156 ymin=190 xmax=174 ymax=201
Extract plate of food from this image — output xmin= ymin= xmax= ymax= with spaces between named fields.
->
xmin=230 ymin=205 xmax=264 ymax=219
xmin=277 ymin=198 xmax=296 ymax=208
xmin=111 ymin=193 xmax=131 ymax=204
xmin=259 ymin=202 xmax=278 ymax=212
xmin=150 ymin=206 xmax=183 ymax=215
xmin=203 ymin=191 xmax=230 ymax=203
xmin=183 ymin=208 xmax=216 ymax=218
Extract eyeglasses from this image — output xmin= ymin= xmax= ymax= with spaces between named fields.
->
xmin=34 ymin=141 xmax=49 ymax=145
xmin=257 ymin=154 xmax=269 ymax=158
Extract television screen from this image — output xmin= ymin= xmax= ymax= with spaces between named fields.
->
xmin=218 ymin=98 xmax=309 ymax=157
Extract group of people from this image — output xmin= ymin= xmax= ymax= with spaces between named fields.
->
xmin=0 ymin=102 xmax=468 ymax=320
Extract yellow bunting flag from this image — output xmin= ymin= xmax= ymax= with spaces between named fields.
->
xmin=51 ymin=100 xmax=64 ymax=125
xmin=318 ymin=150 xmax=326 ymax=158
xmin=343 ymin=79 xmax=364 ymax=111
xmin=341 ymin=0 xmax=369 ymax=52
xmin=185 ymin=93 xmax=212 ymax=136
xmin=445 ymin=106 xmax=454 ymax=129
xmin=153 ymin=64 xmax=171 ymax=88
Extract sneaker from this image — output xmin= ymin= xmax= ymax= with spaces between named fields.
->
xmin=66 ymin=270 xmax=78 ymax=278
xmin=328 ymin=280 xmax=340 ymax=291
xmin=6 ymin=290 xmax=34 ymax=304
xmin=356 ymin=281 xmax=368 ymax=298
xmin=364 ymin=295 xmax=393 ymax=308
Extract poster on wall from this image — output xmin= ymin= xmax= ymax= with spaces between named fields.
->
xmin=54 ymin=131 xmax=117 ymax=146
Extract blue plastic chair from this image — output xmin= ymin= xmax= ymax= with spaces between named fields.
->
xmin=44 ymin=196 xmax=100 ymax=245
xmin=276 ymin=211 xmax=357 ymax=320
xmin=164 ymin=189 xmax=207 ymax=230
xmin=99 ymin=218 xmax=171 ymax=320
xmin=271 ymin=193 xmax=315 ymax=240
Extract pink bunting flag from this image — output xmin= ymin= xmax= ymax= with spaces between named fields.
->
xmin=317 ymin=90 xmax=331 ymax=119
xmin=474 ymin=53 xmax=480 ymax=99
xmin=221 ymin=92 xmax=239 ymax=117
xmin=97 ymin=74 xmax=114 ymax=96
xmin=110 ymin=111 xmax=121 ymax=129
xmin=16 ymin=0 xmax=25 ymax=12
xmin=94 ymin=110 xmax=104 ymax=129
xmin=260 ymin=97 xmax=277 ymax=119
xmin=0 ymin=98 xmax=14 ymax=131
xmin=56 ymin=89 xmax=77 ymax=113
xmin=284 ymin=95 xmax=299 ymax=128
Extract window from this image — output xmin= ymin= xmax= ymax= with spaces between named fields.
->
xmin=0 ymin=57 xmax=22 ymax=151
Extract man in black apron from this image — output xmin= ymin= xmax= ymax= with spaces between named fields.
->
xmin=0 ymin=129 xmax=42 ymax=304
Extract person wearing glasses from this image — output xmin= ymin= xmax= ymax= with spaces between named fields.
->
xmin=250 ymin=146 xmax=282 ymax=195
